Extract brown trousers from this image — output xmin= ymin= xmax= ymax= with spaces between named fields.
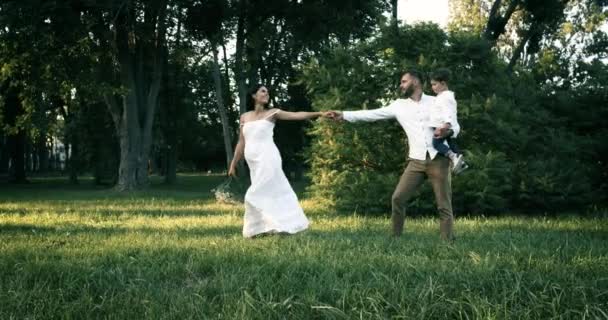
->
xmin=391 ymin=153 xmax=454 ymax=241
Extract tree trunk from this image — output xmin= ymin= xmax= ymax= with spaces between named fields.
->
xmin=161 ymin=14 xmax=182 ymax=185
xmin=4 ymin=83 xmax=27 ymax=183
xmin=93 ymin=146 xmax=103 ymax=185
xmin=8 ymin=130 xmax=27 ymax=183
xmin=32 ymin=141 xmax=39 ymax=172
xmin=25 ymin=140 xmax=32 ymax=172
xmin=235 ymin=4 xmax=248 ymax=114
xmin=484 ymin=0 xmax=520 ymax=44
xmin=35 ymin=133 xmax=49 ymax=173
xmin=0 ymin=134 xmax=8 ymax=174
xmin=164 ymin=147 xmax=177 ymax=183
xmin=506 ymin=23 xmax=537 ymax=74
xmin=212 ymin=45 xmax=234 ymax=169
xmin=391 ymin=0 xmax=398 ymax=21
xmin=69 ymin=138 xmax=79 ymax=184
xmin=160 ymin=61 xmax=177 ymax=184
xmin=58 ymin=103 xmax=80 ymax=184
xmin=221 ymin=41 xmax=231 ymax=93
xmin=103 ymin=3 xmax=167 ymax=191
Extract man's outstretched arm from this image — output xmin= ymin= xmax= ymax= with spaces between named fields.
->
xmin=329 ymin=105 xmax=395 ymax=122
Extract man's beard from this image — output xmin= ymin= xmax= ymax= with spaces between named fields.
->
xmin=400 ymin=86 xmax=415 ymax=98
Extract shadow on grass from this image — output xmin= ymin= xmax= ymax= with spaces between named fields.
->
xmin=0 ymin=203 xmax=239 ymax=217
xmin=0 ymin=174 xmax=227 ymax=200
xmin=0 ymin=174 xmax=314 ymax=202
xmin=0 ymin=222 xmax=242 ymax=238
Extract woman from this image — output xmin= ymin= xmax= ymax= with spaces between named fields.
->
xmin=228 ymin=85 xmax=329 ymax=238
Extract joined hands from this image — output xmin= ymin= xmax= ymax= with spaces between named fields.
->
xmin=321 ymin=111 xmax=343 ymax=121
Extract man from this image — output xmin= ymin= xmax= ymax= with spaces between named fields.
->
xmin=329 ymin=69 xmax=457 ymax=241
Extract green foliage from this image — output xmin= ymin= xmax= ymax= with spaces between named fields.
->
xmin=301 ymin=22 xmax=607 ymax=215
xmin=453 ymin=150 xmax=512 ymax=214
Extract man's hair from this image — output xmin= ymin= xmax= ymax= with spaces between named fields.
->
xmin=402 ymin=68 xmax=424 ymax=84
xmin=430 ymin=68 xmax=451 ymax=83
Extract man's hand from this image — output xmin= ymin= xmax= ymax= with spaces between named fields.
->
xmin=433 ymin=127 xmax=442 ymax=137
xmin=434 ymin=126 xmax=450 ymax=138
xmin=327 ymin=111 xmax=343 ymax=121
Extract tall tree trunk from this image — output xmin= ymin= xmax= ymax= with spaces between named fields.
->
xmin=212 ymin=45 xmax=234 ymax=169
xmin=32 ymin=141 xmax=39 ymax=172
xmin=63 ymin=142 xmax=70 ymax=172
xmin=0 ymin=134 xmax=8 ymax=174
xmin=235 ymin=3 xmax=248 ymax=114
xmin=160 ymin=52 xmax=177 ymax=184
xmin=8 ymin=130 xmax=27 ymax=183
xmin=69 ymin=137 xmax=79 ymax=184
xmin=221 ymin=41 xmax=231 ymax=91
xmin=220 ymin=34 xmax=235 ymax=111
xmin=34 ymin=132 xmax=48 ymax=173
xmin=506 ymin=22 xmax=538 ymax=74
xmin=58 ymin=103 xmax=79 ymax=184
xmin=391 ymin=0 xmax=398 ymax=21
xmin=4 ymin=83 xmax=27 ymax=183
xmin=247 ymin=45 xmax=260 ymax=89
xmin=25 ymin=140 xmax=32 ymax=173
xmin=93 ymin=146 xmax=103 ymax=185
xmin=103 ymin=2 xmax=167 ymax=191
xmin=164 ymin=146 xmax=177 ymax=182
xmin=161 ymin=12 xmax=182 ymax=185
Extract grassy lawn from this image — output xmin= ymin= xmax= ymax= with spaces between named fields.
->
xmin=1 ymin=174 xmax=607 ymax=319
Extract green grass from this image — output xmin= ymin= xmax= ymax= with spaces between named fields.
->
xmin=1 ymin=174 xmax=607 ymax=319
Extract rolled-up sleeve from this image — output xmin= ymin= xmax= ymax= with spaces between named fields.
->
xmin=343 ymin=104 xmax=395 ymax=122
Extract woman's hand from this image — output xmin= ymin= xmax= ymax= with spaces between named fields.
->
xmin=320 ymin=111 xmax=333 ymax=119
xmin=228 ymin=163 xmax=237 ymax=177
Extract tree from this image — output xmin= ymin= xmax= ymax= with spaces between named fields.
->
xmin=0 ymin=81 xmax=27 ymax=183
xmin=78 ymin=0 xmax=170 ymax=190
xmin=483 ymin=0 xmax=522 ymax=43
xmin=301 ymin=18 xmax=607 ymax=214
xmin=506 ymin=0 xmax=571 ymax=73
xmin=185 ymin=0 xmax=235 ymax=170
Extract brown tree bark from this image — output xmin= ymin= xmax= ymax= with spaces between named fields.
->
xmin=212 ymin=45 xmax=234 ymax=169
xmin=101 ymin=0 xmax=168 ymax=191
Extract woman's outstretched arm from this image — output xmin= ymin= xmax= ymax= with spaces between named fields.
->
xmin=228 ymin=115 xmax=246 ymax=177
xmin=274 ymin=109 xmax=330 ymax=121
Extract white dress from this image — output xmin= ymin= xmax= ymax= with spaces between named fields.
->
xmin=241 ymin=111 xmax=309 ymax=238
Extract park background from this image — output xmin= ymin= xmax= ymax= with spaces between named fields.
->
xmin=1 ymin=0 xmax=607 ymax=318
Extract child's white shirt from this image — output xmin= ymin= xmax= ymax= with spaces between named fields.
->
xmin=429 ymin=90 xmax=460 ymax=138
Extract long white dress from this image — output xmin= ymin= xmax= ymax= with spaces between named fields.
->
xmin=241 ymin=111 xmax=309 ymax=238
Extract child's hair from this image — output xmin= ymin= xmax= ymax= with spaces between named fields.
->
xmin=430 ymin=68 xmax=451 ymax=83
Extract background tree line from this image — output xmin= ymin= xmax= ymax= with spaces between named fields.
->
xmin=303 ymin=0 xmax=607 ymax=214
xmin=1 ymin=0 xmax=606 ymax=213
xmin=0 ymin=0 xmax=388 ymax=189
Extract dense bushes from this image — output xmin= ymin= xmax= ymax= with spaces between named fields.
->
xmin=301 ymin=24 xmax=607 ymax=215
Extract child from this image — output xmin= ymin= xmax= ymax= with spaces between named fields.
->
xmin=429 ymin=68 xmax=468 ymax=174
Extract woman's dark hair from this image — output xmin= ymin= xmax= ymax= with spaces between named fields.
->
xmin=430 ymin=68 xmax=451 ymax=83
xmin=247 ymin=84 xmax=269 ymax=111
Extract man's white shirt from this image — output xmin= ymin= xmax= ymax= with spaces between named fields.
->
xmin=343 ymin=94 xmax=461 ymax=161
